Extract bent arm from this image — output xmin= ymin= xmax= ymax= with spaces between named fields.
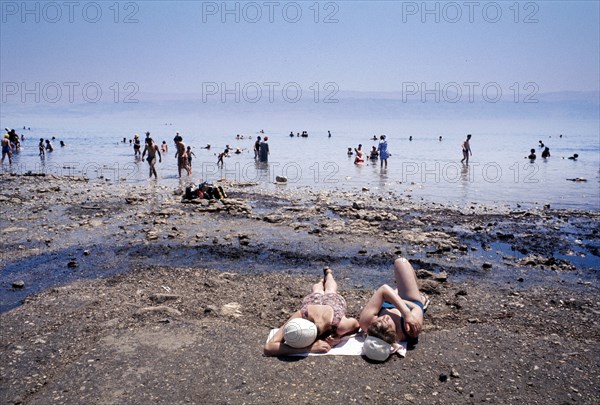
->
xmin=264 ymin=338 xmax=331 ymax=357
xmin=359 ymin=284 xmax=412 ymax=331
xmin=264 ymin=311 xmax=332 ymax=357
xmin=335 ymin=317 xmax=360 ymax=338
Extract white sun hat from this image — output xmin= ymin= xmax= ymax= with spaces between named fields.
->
xmin=283 ymin=318 xmax=318 ymax=348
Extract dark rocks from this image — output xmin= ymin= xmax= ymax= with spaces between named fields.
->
xmin=12 ymin=280 xmax=25 ymax=289
xmin=67 ymin=260 xmax=78 ymax=268
xmin=416 ymin=270 xmax=448 ymax=282
xmin=519 ymin=255 xmax=575 ymax=271
xmin=418 ymin=280 xmax=442 ymax=295
xmin=439 ymin=373 xmax=448 ymax=382
xmin=204 ymin=305 xmax=219 ymax=315
xmin=352 ymin=201 xmax=365 ymax=210
xmin=263 ymin=215 xmax=284 ymax=223
xmin=125 ymin=197 xmax=145 ymax=204
xmin=496 ymin=232 xmax=513 ymax=241
xmin=482 ymin=262 xmax=493 ymax=269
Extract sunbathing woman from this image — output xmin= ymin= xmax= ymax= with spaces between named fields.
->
xmin=264 ymin=267 xmax=360 ymax=356
xmin=359 ymin=257 xmax=429 ymax=361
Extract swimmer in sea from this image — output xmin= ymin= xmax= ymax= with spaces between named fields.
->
xmin=541 ymin=147 xmax=550 ymax=159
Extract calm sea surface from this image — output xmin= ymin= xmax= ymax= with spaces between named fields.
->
xmin=2 ymin=119 xmax=598 ymax=210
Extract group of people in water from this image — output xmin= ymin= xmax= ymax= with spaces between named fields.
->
xmin=126 ymin=131 xmax=196 ymax=179
xmin=264 ymin=257 xmax=428 ymax=361
xmin=38 ymin=138 xmax=62 ymax=156
xmin=123 ymin=130 xmax=273 ymax=177
xmin=348 ymin=135 xmax=391 ymax=168
xmin=253 ymin=135 xmax=270 ymax=163
xmin=3 ymin=128 xmax=581 ymax=180
xmin=289 ymin=130 xmax=311 ymax=138
xmin=1 ymin=129 xmax=20 ymax=164
xmin=526 ymin=136 xmax=576 ymax=161
xmin=1 ymin=127 xmax=70 ymax=165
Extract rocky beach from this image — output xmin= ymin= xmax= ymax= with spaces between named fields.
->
xmin=1 ymin=172 xmax=599 ymax=404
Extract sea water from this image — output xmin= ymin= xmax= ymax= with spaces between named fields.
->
xmin=1 ymin=118 xmax=598 ymax=210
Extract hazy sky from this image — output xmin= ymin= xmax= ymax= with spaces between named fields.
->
xmin=1 ymin=0 xmax=599 ymax=98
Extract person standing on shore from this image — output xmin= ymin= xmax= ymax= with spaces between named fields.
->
xmin=460 ymin=134 xmax=472 ymax=164
xmin=174 ymin=135 xmax=191 ymax=177
xmin=377 ymin=135 xmax=390 ymax=168
xmin=1 ymin=134 xmax=12 ymax=164
xmin=142 ymin=137 xmax=162 ymax=179
xmin=259 ymin=136 xmax=269 ymax=163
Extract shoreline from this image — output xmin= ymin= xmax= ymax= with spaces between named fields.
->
xmin=1 ymin=172 xmax=599 ymax=403
xmin=1 ymin=172 xmax=598 ymax=312
xmin=3 ymin=127 xmax=599 ymax=213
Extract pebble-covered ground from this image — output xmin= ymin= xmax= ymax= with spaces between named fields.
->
xmin=1 ymin=173 xmax=599 ymax=404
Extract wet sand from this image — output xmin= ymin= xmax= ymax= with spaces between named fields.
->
xmin=1 ymin=173 xmax=599 ymax=404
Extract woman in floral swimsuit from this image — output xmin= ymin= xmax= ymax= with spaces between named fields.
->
xmin=264 ymin=267 xmax=360 ymax=356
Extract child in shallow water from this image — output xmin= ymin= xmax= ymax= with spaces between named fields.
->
xmin=354 ymin=144 xmax=364 ymax=164
xmin=186 ymin=146 xmax=196 ymax=168
xmin=369 ymin=146 xmax=379 ymax=160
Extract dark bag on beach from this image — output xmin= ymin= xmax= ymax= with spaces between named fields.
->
xmin=184 ymin=186 xmax=196 ymax=200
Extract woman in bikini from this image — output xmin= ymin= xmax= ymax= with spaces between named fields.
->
xmin=359 ymin=257 xmax=429 ymax=361
xmin=264 ymin=267 xmax=360 ymax=356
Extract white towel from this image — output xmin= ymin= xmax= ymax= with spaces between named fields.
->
xmin=266 ymin=329 xmax=407 ymax=357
